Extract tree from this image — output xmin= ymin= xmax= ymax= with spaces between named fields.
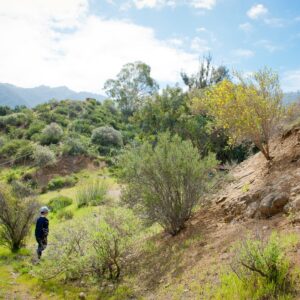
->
xmin=91 ymin=126 xmax=123 ymax=154
xmin=40 ymin=122 xmax=63 ymax=145
xmin=104 ymin=61 xmax=159 ymax=117
xmin=119 ymin=133 xmax=218 ymax=235
xmin=0 ymin=185 xmax=39 ymax=252
xmin=192 ymin=68 xmax=283 ymax=161
xmin=181 ymin=55 xmax=229 ymax=91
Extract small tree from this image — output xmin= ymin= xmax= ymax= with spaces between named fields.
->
xmin=91 ymin=126 xmax=123 ymax=154
xmin=119 ymin=133 xmax=218 ymax=235
xmin=33 ymin=145 xmax=56 ymax=167
xmin=192 ymin=68 xmax=283 ymax=161
xmin=40 ymin=122 xmax=63 ymax=145
xmin=0 ymin=185 xmax=39 ymax=252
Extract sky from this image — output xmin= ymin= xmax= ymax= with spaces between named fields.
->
xmin=0 ymin=0 xmax=299 ymax=93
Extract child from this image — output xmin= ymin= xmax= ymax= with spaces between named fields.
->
xmin=35 ymin=206 xmax=50 ymax=259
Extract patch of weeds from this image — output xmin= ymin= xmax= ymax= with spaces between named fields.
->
xmin=212 ymin=232 xmax=299 ymax=300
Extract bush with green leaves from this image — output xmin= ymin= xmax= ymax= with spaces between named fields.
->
xmin=76 ymin=180 xmax=108 ymax=208
xmin=0 ymin=139 xmax=24 ymax=158
xmin=47 ymin=175 xmax=78 ymax=191
xmin=40 ymin=122 xmax=64 ymax=145
xmin=33 ymin=145 xmax=56 ymax=167
xmin=214 ymin=232 xmax=299 ymax=299
xmin=0 ymin=184 xmax=39 ymax=252
xmin=48 ymin=195 xmax=73 ymax=212
xmin=34 ymin=208 xmax=139 ymax=282
xmin=119 ymin=133 xmax=218 ymax=235
xmin=91 ymin=126 xmax=123 ymax=154
xmin=62 ymin=137 xmax=88 ymax=156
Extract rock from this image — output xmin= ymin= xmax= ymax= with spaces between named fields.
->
xmin=259 ymin=192 xmax=289 ymax=217
xmin=79 ymin=292 xmax=86 ymax=299
xmin=291 ymin=186 xmax=300 ymax=195
xmin=245 ymin=202 xmax=259 ymax=218
xmin=262 ymin=226 xmax=269 ymax=230
xmin=216 ymin=196 xmax=227 ymax=204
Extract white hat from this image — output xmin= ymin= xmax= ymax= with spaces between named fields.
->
xmin=40 ymin=206 xmax=50 ymax=213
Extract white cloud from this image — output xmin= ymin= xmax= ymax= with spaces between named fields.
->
xmin=233 ymin=49 xmax=254 ymax=58
xmin=133 ymin=0 xmax=175 ymax=9
xmin=196 ymin=26 xmax=207 ymax=32
xmin=190 ymin=0 xmax=216 ymax=9
xmin=264 ymin=18 xmax=285 ymax=28
xmin=247 ymin=4 xmax=268 ymax=19
xmin=282 ymin=70 xmax=300 ymax=92
xmin=256 ymin=40 xmax=282 ymax=53
xmin=239 ymin=22 xmax=253 ymax=33
xmin=0 ymin=0 xmax=201 ymax=93
xmin=190 ymin=37 xmax=211 ymax=52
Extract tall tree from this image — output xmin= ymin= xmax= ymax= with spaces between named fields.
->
xmin=104 ymin=61 xmax=159 ymax=117
xmin=181 ymin=55 xmax=229 ymax=91
xmin=192 ymin=68 xmax=284 ymax=161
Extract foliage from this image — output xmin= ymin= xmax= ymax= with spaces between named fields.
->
xmin=62 ymin=137 xmax=88 ymax=156
xmin=0 ymin=184 xmax=39 ymax=252
xmin=192 ymin=68 xmax=283 ymax=160
xmin=119 ymin=132 xmax=218 ymax=235
xmin=76 ymin=180 xmax=108 ymax=208
xmin=33 ymin=145 xmax=56 ymax=167
xmin=104 ymin=61 xmax=159 ymax=116
xmin=40 ymin=122 xmax=64 ymax=145
xmin=34 ymin=209 xmax=139 ymax=282
xmin=0 ymin=139 xmax=24 ymax=158
xmin=91 ymin=126 xmax=123 ymax=154
xmin=47 ymin=195 xmax=73 ymax=212
xmin=214 ymin=232 xmax=299 ymax=299
xmin=47 ymin=175 xmax=78 ymax=191
xmin=56 ymin=209 xmax=74 ymax=220
xmin=181 ymin=55 xmax=229 ymax=90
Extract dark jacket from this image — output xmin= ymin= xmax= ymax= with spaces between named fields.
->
xmin=35 ymin=216 xmax=49 ymax=239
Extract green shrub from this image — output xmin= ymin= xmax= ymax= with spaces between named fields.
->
xmin=62 ymin=137 xmax=88 ymax=156
xmin=214 ymin=232 xmax=299 ymax=299
xmin=33 ymin=145 xmax=56 ymax=167
xmin=0 ymin=184 xmax=39 ymax=252
xmin=14 ymin=142 xmax=35 ymax=164
xmin=47 ymin=176 xmax=78 ymax=191
xmin=26 ymin=120 xmax=46 ymax=139
xmin=0 ymin=140 xmax=24 ymax=158
xmin=76 ymin=180 xmax=108 ymax=208
xmin=40 ymin=122 xmax=64 ymax=145
xmin=0 ymin=113 xmax=28 ymax=128
xmin=119 ymin=132 xmax=218 ymax=235
xmin=48 ymin=195 xmax=73 ymax=212
xmin=56 ymin=209 xmax=74 ymax=220
xmin=91 ymin=126 xmax=123 ymax=154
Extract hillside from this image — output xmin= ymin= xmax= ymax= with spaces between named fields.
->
xmin=0 ymin=83 xmax=105 ymax=107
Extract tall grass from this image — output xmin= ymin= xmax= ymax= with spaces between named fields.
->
xmin=76 ymin=180 xmax=108 ymax=208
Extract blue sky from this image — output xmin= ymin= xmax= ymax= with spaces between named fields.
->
xmin=0 ymin=0 xmax=299 ymax=93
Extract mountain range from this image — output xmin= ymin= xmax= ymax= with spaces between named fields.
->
xmin=0 ymin=82 xmax=299 ymax=108
xmin=0 ymin=83 xmax=105 ymax=107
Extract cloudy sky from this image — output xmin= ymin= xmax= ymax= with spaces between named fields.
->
xmin=0 ymin=0 xmax=299 ymax=93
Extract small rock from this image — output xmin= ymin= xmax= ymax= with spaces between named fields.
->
xmin=79 ymin=292 xmax=86 ymax=300
xmin=262 ymin=226 xmax=269 ymax=230
xmin=216 ymin=196 xmax=227 ymax=204
xmin=260 ymin=192 xmax=289 ymax=217
xmin=245 ymin=202 xmax=259 ymax=218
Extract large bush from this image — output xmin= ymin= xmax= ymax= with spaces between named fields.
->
xmin=34 ymin=209 xmax=139 ymax=282
xmin=62 ymin=137 xmax=88 ymax=156
xmin=40 ymin=122 xmax=64 ymax=145
xmin=0 ymin=185 xmax=39 ymax=252
xmin=119 ymin=133 xmax=218 ymax=235
xmin=33 ymin=145 xmax=56 ymax=167
xmin=91 ymin=126 xmax=123 ymax=154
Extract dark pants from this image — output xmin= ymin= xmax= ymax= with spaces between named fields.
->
xmin=36 ymin=237 xmax=47 ymax=259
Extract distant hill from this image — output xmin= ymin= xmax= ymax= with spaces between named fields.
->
xmin=283 ymin=91 xmax=300 ymax=105
xmin=0 ymin=83 xmax=105 ymax=107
